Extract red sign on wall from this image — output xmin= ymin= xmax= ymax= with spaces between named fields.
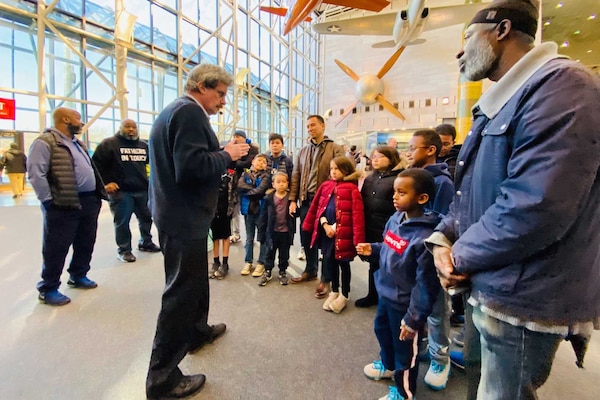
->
xmin=0 ymin=98 xmax=16 ymax=120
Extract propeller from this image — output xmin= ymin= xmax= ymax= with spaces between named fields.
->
xmin=334 ymin=46 xmax=407 ymax=127
xmin=377 ymin=46 xmax=406 ymax=78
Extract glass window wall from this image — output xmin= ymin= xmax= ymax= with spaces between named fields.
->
xmin=0 ymin=0 xmax=321 ymax=155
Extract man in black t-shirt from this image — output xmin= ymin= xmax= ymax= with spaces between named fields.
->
xmin=92 ymin=119 xmax=160 ymax=262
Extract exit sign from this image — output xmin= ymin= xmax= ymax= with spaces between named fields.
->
xmin=0 ymin=98 xmax=16 ymax=120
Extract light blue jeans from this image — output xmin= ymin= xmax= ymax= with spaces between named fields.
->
xmin=244 ymin=212 xmax=267 ymax=264
xmin=427 ymin=290 xmax=450 ymax=365
xmin=472 ymin=306 xmax=562 ymax=400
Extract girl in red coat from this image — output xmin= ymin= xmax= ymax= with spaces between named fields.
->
xmin=302 ymin=156 xmax=365 ymax=313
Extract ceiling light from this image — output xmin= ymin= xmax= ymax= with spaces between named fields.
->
xmin=544 ymin=21 xmax=551 ymax=26
xmin=556 ymin=2 xmax=563 ymax=8
xmin=574 ymin=30 xmax=581 ymax=35
xmin=588 ymin=49 xmax=593 ymax=53
xmin=561 ymin=41 xmax=569 ymax=47
xmin=588 ymin=14 xmax=597 ymax=20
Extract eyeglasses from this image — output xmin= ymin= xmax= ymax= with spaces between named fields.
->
xmin=371 ymin=154 xmax=387 ymax=159
xmin=406 ymin=146 xmax=429 ymax=153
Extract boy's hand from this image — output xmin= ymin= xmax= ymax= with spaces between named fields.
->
xmin=289 ymin=202 xmax=297 ymax=216
xmin=399 ymin=325 xmax=415 ymax=341
xmin=356 ymin=243 xmax=371 ymax=256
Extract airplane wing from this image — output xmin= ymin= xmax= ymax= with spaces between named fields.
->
xmin=313 ymin=13 xmax=396 ymax=36
xmin=324 ymin=0 xmax=390 ymax=13
xmin=312 ymin=3 xmax=488 ymax=36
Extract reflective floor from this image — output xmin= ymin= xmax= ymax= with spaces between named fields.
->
xmin=0 ymin=186 xmax=598 ymax=399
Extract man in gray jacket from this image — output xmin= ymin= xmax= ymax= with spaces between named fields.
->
xmin=426 ymin=1 xmax=600 ymax=399
xmin=289 ymin=114 xmax=344 ymax=298
xmin=28 ymin=107 xmax=106 ymax=306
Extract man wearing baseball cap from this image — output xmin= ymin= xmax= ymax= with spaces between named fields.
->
xmin=426 ymin=1 xmax=600 ymax=399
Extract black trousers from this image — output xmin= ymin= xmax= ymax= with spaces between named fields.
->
xmin=265 ymin=231 xmax=291 ymax=273
xmin=146 ymin=232 xmax=213 ymax=398
xmin=37 ymin=195 xmax=101 ymax=292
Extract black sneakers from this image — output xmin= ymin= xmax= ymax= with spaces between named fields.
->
xmin=138 ymin=242 xmax=161 ymax=252
xmin=258 ymin=271 xmax=272 ymax=286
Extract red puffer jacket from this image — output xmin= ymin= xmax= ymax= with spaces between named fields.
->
xmin=302 ymin=173 xmax=365 ymax=260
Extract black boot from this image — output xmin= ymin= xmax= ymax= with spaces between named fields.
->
xmin=355 ymin=266 xmax=378 ymax=307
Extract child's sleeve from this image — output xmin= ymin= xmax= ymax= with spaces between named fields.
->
xmin=403 ymin=241 xmax=441 ymax=331
xmin=245 ymin=172 xmax=271 ymax=197
xmin=237 ymin=172 xmax=253 ymax=193
xmin=351 ymin=186 xmax=366 ymax=245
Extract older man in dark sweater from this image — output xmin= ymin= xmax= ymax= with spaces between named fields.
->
xmin=146 ymin=64 xmax=249 ymax=400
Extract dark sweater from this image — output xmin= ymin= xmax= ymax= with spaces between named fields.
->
xmin=148 ymin=96 xmax=232 ymax=239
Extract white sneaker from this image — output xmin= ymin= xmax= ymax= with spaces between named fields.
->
xmin=364 ymin=360 xmax=394 ymax=380
xmin=297 ymin=248 xmax=306 ymax=261
xmin=241 ymin=262 xmax=253 ymax=275
xmin=329 ymin=293 xmax=348 ymax=314
xmin=323 ymin=292 xmax=339 ymax=311
xmin=424 ymin=360 xmax=450 ymax=391
xmin=252 ymin=263 xmax=265 ymax=277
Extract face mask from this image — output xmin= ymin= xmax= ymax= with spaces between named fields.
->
xmin=67 ymin=123 xmax=82 ymax=137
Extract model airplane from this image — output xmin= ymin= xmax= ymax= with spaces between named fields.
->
xmin=312 ymin=0 xmax=491 ymax=48
xmin=260 ymin=0 xmax=390 ymax=35
xmin=334 ymin=46 xmax=406 ymax=127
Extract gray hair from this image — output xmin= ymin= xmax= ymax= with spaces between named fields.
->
xmin=184 ymin=64 xmax=234 ymax=93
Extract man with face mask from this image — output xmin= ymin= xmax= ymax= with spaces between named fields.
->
xmin=92 ymin=119 xmax=160 ymax=262
xmin=28 ymin=107 xmax=107 ymax=306
xmin=425 ymin=1 xmax=600 ymax=399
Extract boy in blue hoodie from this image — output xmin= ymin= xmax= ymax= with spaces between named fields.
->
xmin=357 ymin=169 xmax=440 ymax=400
xmin=407 ymin=129 xmax=454 ymax=216
xmin=406 ymin=128 xmax=455 ymax=391
xmin=237 ymin=154 xmax=271 ymax=277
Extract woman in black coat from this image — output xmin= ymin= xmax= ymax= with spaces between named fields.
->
xmin=356 ymin=145 xmax=405 ymax=307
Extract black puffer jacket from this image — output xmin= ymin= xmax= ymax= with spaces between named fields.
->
xmin=361 ymin=165 xmax=404 ymax=242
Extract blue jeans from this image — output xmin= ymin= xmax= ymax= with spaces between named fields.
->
xmin=108 ymin=191 xmax=154 ymax=253
xmin=472 ymin=306 xmax=562 ymax=400
xmin=427 ymin=290 xmax=450 ymax=365
xmin=244 ymin=213 xmax=267 ymax=264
